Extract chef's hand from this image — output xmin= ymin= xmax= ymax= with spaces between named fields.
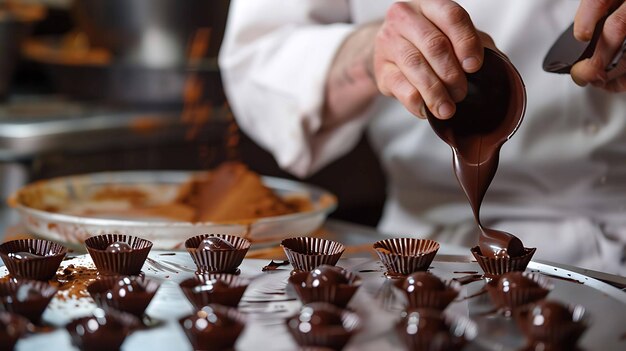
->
xmin=571 ymin=0 xmax=626 ymax=91
xmin=373 ymin=0 xmax=491 ymax=119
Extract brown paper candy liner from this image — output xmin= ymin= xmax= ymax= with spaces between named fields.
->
xmin=0 ymin=239 xmax=67 ymax=281
xmin=281 ymin=237 xmax=345 ymax=272
xmin=178 ymin=304 xmax=245 ymax=351
xmin=373 ymin=238 xmax=439 ymax=277
xmin=396 ymin=309 xmax=477 ymax=351
xmin=286 ymin=302 xmax=361 ymax=350
xmin=0 ymin=279 xmax=58 ymax=324
xmin=288 ymin=268 xmax=361 ymax=308
xmin=514 ymin=302 xmax=588 ymax=347
xmin=66 ymin=308 xmax=140 ymax=351
xmin=393 ymin=279 xmax=461 ymax=311
xmin=471 ymin=246 xmax=536 ymax=278
xmin=185 ymin=234 xmax=250 ymax=274
xmin=87 ymin=276 xmax=160 ymax=317
xmin=0 ymin=311 xmax=29 ymax=351
xmin=85 ymin=234 xmax=153 ymax=276
xmin=486 ymin=272 xmax=552 ymax=315
xmin=179 ymin=273 xmax=249 ymax=309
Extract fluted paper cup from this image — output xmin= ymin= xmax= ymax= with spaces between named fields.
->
xmin=87 ymin=276 xmax=160 ymax=317
xmin=0 ymin=311 xmax=29 ymax=351
xmin=179 ymin=273 xmax=249 ymax=309
xmin=373 ymin=238 xmax=439 ymax=277
xmin=288 ymin=268 xmax=361 ymax=308
xmin=396 ymin=309 xmax=477 ymax=351
xmin=85 ymin=234 xmax=153 ymax=275
xmin=185 ymin=234 xmax=250 ymax=274
xmin=0 ymin=279 xmax=57 ymax=324
xmin=66 ymin=308 xmax=140 ymax=351
xmin=179 ymin=304 xmax=245 ymax=351
xmin=286 ymin=302 xmax=361 ymax=350
xmin=0 ymin=239 xmax=67 ymax=281
xmin=281 ymin=237 xmax=345 ymax=272
xmin=471 ymin=246 xmax=536 ymax=278
xmin=393 ymin=278 xmax=461 ymax=311
xmin=514 ymin=301 xmax=588 ymax=348
xmin=486 ymin=272 xmax=552 ymax=315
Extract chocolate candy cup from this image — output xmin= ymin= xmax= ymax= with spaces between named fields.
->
xmin=179 ymin=273 xmax=249 ymax=309
xmin=286 ymin=302 xmax=361 ymax=350
xmin=393 ymin=273 xmax=460 ymax=311
xmin=85 ymin=234 xmax=153 ymax=275
xmin=0 ymin=239 xmax=67 ymax=281
xmin=281 ymin=237 xmax=345 ymax=272
xmin=0 ymin=279 xmax=58 ymax=324
xmin=514 ymin=300 xmax=587 ymax=349
xmin=471 ymin=246 xmax=536 ymax=278
xmin=0 ymin=311 xmax=29 ymax=351
xmin=396 ymin=309 xmax=477 ymax=351
xmin=486 ymin=272 xmax=552 ymax=315
xmin=178 ymin=304 xmax=245 ymax=351
xmin=288 ymin=266 xmax=361 ymax=308
xmin=373 ymin=238 xmax=439 ymax=277
xmin=185 ymin=234 xmax=250 ymax=274
xmin=66 ymin=308 xmax=140 ymax=351
xmin=87 ymin=276 xmax=160 ymax=317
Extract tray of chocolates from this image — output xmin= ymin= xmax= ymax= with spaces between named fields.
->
xmin=8 ymin=163 xmax=337 ymax=249
xmin=0 ymin=234 xmax=624 ymax=351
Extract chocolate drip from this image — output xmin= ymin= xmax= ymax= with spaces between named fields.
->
xmin=7 ymin=252 xmax=42 ymax=261
xmin=196 ymin=237 xmax=236 ymax=252
xmin=401 ymin=272 xmax=445 ymax=291
xmin=429 ymin=48 xmax=526 ymax=258
xmin=105 ymin=242 xmax=133 ymax=254
xmin=305 ymin=265 xmax=349 ymax=288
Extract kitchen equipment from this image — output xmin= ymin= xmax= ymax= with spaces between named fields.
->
xmin=2 ymin=252 xmax=624 ymax=350
xmin=0 ymin=2 xmax=45 ymax=97
xmin=72 ymin=0 xmax=230 ymax=68
xmin=428 ymin=48 xmax=526 ymax=258
xmin=9 ymin=170 xmax=337 ymax=249
xmin=22 ymin=37 xmax=225 ymax=106
xmin=544 ymin=15 xmax=626 ymax=74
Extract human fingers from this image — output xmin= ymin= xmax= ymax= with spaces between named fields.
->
xmin=574 ymin=0 xmax=616 ymax=41
xmin=592 ymin=2 xmax=626 ymax=68
xmin=379 ymin=2 xmax=458 ymax=118
xmin=570 ymin=58 xmax=606 ymax=86
xmin=376 ymin=62 xmax=428 ymax=118
xmin=418 ymin=0 xmax=483 ymax=73
xmin=571 ymin=2 xmax=626 ymax=85
xmin=604 ymin=73 xmax=626 ymax=91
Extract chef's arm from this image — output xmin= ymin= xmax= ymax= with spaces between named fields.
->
xmin=321 ymin=22 xmax=380 ymax=131
xmin=219 ymin=0 xmax=368 ymax=177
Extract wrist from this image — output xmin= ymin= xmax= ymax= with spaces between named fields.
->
xmin=323 ymin=22 xmax=382 ymax=129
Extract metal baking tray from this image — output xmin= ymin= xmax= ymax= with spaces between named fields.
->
xmin=9 ymin=171 xmax=337 ymax=249
xmin=3 ymin=252 xmax=625 ymax=350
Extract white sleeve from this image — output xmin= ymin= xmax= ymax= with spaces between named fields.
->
xmin=219 ymin=0 xmax=374 ymax=178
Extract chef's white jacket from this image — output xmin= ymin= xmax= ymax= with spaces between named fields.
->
xmin=219 ymin=0 xmax=626 ymax=275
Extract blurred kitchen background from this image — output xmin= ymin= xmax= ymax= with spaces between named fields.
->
xmin=0 ymin=0 xmax=386 ymax=233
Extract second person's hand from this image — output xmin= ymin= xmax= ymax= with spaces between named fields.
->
xmin=571 ymin=0 xmax=626 ymax=91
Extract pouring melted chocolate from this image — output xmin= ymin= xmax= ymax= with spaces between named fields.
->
xmin=428 ymin=48 xmax=526 ymax=258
